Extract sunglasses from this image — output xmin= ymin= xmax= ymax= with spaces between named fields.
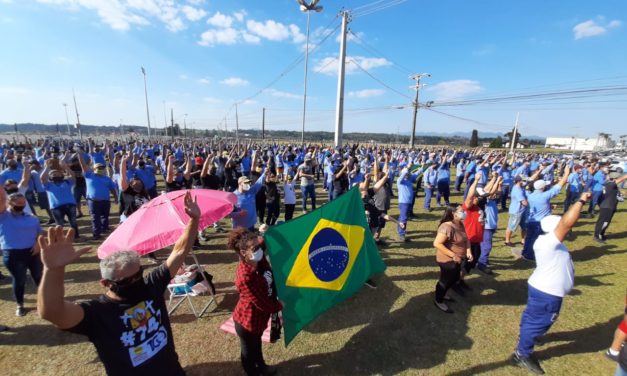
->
xmin=111 ymin=266 xmax=144 ymax=286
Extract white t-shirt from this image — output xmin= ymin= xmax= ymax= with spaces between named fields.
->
xmin=283 ymin=182 xmax=296 ymax=205
xmin=528 ymin=231 xmax=574 ymax=297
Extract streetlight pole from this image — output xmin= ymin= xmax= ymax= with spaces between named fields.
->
xmin=141 ymin=67 xmax=152 ymax=138
xmin=334 ymin=10 xmax=350 ymax=148
xmin=72 ymin=88 xmax=83 ymax=140
xmin=62 ymin=103 xmax=71 ymax=136
xmin=409 ymin=73 xmax=430 ymax=148
xmin=298 ymin=0 xmax=323 ymax=144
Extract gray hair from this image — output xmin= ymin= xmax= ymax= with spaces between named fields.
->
xmin=99 ymin=250 xmax=141 ymax=280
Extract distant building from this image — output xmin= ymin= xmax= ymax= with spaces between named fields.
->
xmin=545 ymin=135 xmax=614 ymax=151
xmin=503 ymin=140 xmax=529 ymax=149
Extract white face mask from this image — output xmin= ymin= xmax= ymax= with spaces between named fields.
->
xmin=242 ymin=183 xmax=251 ymax=191
xmin=250 ymin=248 xmax=263 ymax=262
xmin=455 ymin=210 xmax=467 ymax=221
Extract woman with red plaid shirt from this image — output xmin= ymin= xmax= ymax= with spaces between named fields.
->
xmin=228 ymin=228 xmax=282 ymax=376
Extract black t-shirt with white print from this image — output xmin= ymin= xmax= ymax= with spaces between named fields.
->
xmin=67 ymin=264 xmax=184 ymax=376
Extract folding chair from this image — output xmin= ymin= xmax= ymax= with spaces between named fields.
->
xmin=166 ymin=250 xmax=218 ymax=318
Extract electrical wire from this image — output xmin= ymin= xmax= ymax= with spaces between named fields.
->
xmin=348 ymin=58 xmax=414 ymax=100
xmin=352 ymin=0 xmax=408 ymax=18
xmin=348 ymin=30 xmax=413 ymax=75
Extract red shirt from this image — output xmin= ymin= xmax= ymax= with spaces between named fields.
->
xmin=463 ymin=202 xmax=484 ymax=243
xmin=233 ymin=258 xmax=283 ymax=334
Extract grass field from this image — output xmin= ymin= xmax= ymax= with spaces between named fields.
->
xmin=0 ymin=178 xmax=625 ymax=376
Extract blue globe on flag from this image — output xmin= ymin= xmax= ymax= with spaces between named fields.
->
xmin=308 ymin=227 xmax=350 ymax=282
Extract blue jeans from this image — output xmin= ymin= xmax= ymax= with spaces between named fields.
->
xmin=436 ymin=180 xmax=450 ymax=205
xmin=301 ymin=184 xmax=316 ymax=211
xmin=398 ymin=203 xmax=410 ymax=237
xmin=516 ymin=285 xmax=562 ymax=357
xmin=87 ymin=200 xmax=111 ymax=236
xmin=3 ymin=249 xmax=43 ymax=305
xmin=563 ymin=190 xmax=578 ymax=213
xmin=616 ymin=365 xmax=627 ymax=376
xmin=500 ymin=185 xmax=510 ymax=211
xmin=588 ymin=190 xmax=603 ymax=214
xmin=522 ymin=221 xmax=541 ymax=261
xmin=423 ymin=186 xmax=433 ymax=209
xmin=52 ymin=204 xmax=80 ymax=237
xmin=72 ymin=185 xmax=87 ymax=205
xmin=479 ymin=228 xmax=495 ymax=266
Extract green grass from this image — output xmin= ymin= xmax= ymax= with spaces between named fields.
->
xmin=0 ymin=179 xmax=625 ymax=376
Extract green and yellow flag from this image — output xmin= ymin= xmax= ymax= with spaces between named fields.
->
xmin=264 ymin=186 xmax=386 ymax=345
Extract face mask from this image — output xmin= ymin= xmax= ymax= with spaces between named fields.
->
xmin=95 ymin=169 xmax=106 ymax=175
xmin=455 ymin=211 xmax=466 ymax=221
xmin=242 ymin=183 xmax=251 ymax=191
xmin=11 ymin=205 xmax=25 ymax=213
xmin=250 ymin=248 xmax=263 ymax=262
xmin=110 ymin=272 xmax=146 ymax=301
xmin=52 ymin=177 xmax=64 ymax=183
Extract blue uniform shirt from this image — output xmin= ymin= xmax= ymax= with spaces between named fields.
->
xmin=567 ymin=172 xmax=582 ymax=193
xmin=437 ymin=162 xmax=451 ymax=182
xmin=45 ymin=180 xmax=76 ymax=209
xmin=84 ymin=171 xmax=116 ymax=200
xmin=132 ymin=165 xmax=157 ymax=190
xmin=0 ymin=168 xmax=23 ymax=185
xmin=527 ymin=184 xmax=562 ymax=222
xmin=0 ymin=211 xmax=42 ymax=250
xmin=397 ymin=169 xmax=420 ymax=204
xmin=485 ymin=198 xmax=499 ymax=230
xmin=592 ymin=171 xmax=606 ymax=192
xmin=231 ymin=171 xmax=266 ymax=229
xmin=509 ymin=184 xmax=528 ymax=215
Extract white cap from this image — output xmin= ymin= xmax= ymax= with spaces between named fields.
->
xmin=541 ymin=215 xmax=561 ymax=233
xmin=533 ymin=180 xmax=547 ymax=191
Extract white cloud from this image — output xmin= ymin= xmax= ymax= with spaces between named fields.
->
xmin=314 ymin=56 xmax=391 ymax=76
xmin=336 ymin=30 xmax=365 ymax=44
xmin=197 ymin=78 xmax=210 ymax=85
xmin=35 ymin=0 xmax=212 ymax=32
xmin=573 ymin=18 xmax=622 ymax=40
xmin=426 ymin=80 xmax=483 ymax=100
xmin=207 ymin=11 xmax=233 ymax=28
xmin=246 ymin=19 xmax=290 ymax=41
xmin=203 ymin=96 xmax=221 ymax=104
xmin=198 ymin=27 xmax=239 ymax=46
xmin=348 ymin=89 xmax=385 ymax=99
xmin=181 ymin=5 xmax=206 ymax=22
xmin=239 ymin=99 xmax=257 ymax=106
xmin=264 ymin=89 xmax=300 ymax=99
xmin=233 ymin=10 xmax=246 ymax=23
xmin=241 ymin=31 xmax=261 ymax=44
xmin=220 ymin=77 xmax=249 ymax=87
xmin=289 ymin=24 xmax=306 ymax=44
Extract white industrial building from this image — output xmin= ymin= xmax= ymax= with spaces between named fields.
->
xmin=545 ymin=135 xmax=614 ymax=151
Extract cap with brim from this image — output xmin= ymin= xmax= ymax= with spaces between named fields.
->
xmin=238 ymin=176 xmax=251 ymax=184
xmin=94 ymin=163 xmax=105 ymax=169
xmin=541 ymin=215 xmax=561 ymax=233
xmin=533 ymin=180 xmax=547 ymax=191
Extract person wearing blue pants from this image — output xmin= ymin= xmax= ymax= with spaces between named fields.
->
xmin=396 ymin=165 xmax=423 ymax=242
xmin=588 ymin=165 xmax=607 ymax=217
xmin=521 ymin=166 xmax=569 ymax=261
xmin=423 ymin=165 xmax=437 ymax=211
xmin=513 ymin=192 xmax=590 ymax=375
xmin=436 ymin=155 xmax=451 ymax=207
xmin=454 ymin=159 xmax=466 ymax=192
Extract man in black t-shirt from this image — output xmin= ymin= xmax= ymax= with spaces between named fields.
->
xmin=37 ymin=192 xmax=201 ymax=376
xmin=70 ymin=156 xmax=87 ymax=217
xmin=594 ymin=172 xmax=627 ymax=242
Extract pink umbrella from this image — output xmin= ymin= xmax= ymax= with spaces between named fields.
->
xmin=97 ymin=189 xmax=236 ymax=259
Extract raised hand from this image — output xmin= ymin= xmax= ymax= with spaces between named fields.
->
xmin=184 ymin=191 xmax=200 ymax=219
xmin=38 ymin=227 xmax=91 ymax=270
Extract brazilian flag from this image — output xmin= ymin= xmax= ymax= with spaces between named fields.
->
xmin=264 ymin=186 xmax=386 ymax=345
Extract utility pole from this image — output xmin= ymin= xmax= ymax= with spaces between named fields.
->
xmin=72 ymin=89 xmax=83 ymax=140
xmin=170 ymin=108 xmax=174 ymax=143
xmin=141 ymin=67 xmax=152 ymax=138
xmin=163 ymin=100 xmax=168 ymax=129
xmin=409 ymin=73 xmax=430 ymax=148
xmin=183 ymin=113 xmax=188 ymax=139
xmin=334 ymin=10 xmax=350 ymax=148
xmin=235 ymin=104 xmax=239 ymax=143
xmin=510 ymin=112 xmax=519 ymax=153
xmin=62 ymin=103 xmax=71 ymax=136
xmin=262 ymin=107 xmax=266 ymax=140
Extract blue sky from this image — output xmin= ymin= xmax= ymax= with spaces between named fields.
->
xmin=1 ymin=0 xmax=626 ymax=139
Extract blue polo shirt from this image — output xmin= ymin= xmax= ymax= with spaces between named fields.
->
xmin=0 ymin=168 xmax=23 ymax=185
xmin=30 ymin=170 xmax=45 ymax=193
xmin=567 ymin=172 xmax=582 ymax=193
xmin=45 ymin=180 xmax=76 ymax=209
xmin=132 ymin=165 xmax=157 ymax=190
xmin=437 ymin=162 xmax=451 ymax=182
xmin=231 ymin=171 xmax=266 ymax=229
xmin=499 ymin=167 xmax=512 ymax=186
xmin=0 ymin=211 xmax=42 ymax=250
xmin=485 ymin=198 xmax=499 ymax=230
xmin=509 ymin=184 xmax=528 ymax=215
xmin=455 ymin=161 xmax=465 ymax=177
xmin=84 ymin=171 xmax=116 ymax=200
xmin=397 ymin=169 xmax=421 ymax=204
xmin=90 ymin=151 xmax=106 ymax=165
xmin=465 ymin=161 xmax=477 ymax=181
xmin=527 ymin=184 xmax=563 ymax=222
xmin=424 ymin=168 xmax=437 ymax=187
xmin=592 ymin=171 xmax=606 ymax=192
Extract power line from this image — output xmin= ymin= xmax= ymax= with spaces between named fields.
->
xmin=352 ymin=0 xmax=408 ymax=18
xmin=348 ymin=58 xmax=414 ymax=100
xmin=425 ymin=108 xmax=512 ymax=131
xmin=348 ymin=30 xmax=413 ymax=75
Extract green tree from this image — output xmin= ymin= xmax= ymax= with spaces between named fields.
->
xmin=469 ymin=129 xmax=479 ymax=147
xmin=489 ymin=136 xmax=503 ymax=148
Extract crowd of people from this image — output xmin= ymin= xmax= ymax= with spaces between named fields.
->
xmin=0 ymin=135 xmax=625 ymax=375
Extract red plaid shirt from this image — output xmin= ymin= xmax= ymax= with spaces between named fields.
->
xmin=233 ymin=258 xmax=283 ymax=334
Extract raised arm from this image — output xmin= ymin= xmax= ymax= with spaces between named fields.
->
xmin=464 ymin=172 xmax=480 ymax=208
xmin=166 ymin=155 xmax=175 ymax=184
xmin=554 ymin=192 xmax=590 ymax=242
xmin=166 ymin=192 xmax=200 ymax=277
xmin=557 ymin=165 xmax=570 ymax=187
xmin=18 ymin=160 xmax=32 ymax=190
xmin=119 ymin=155 xmax=130 ymax=191
xmin=77 ymin=152 xmax=90 ymax=174
xmin=37 ymin=227 xmax=91 ymax=329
